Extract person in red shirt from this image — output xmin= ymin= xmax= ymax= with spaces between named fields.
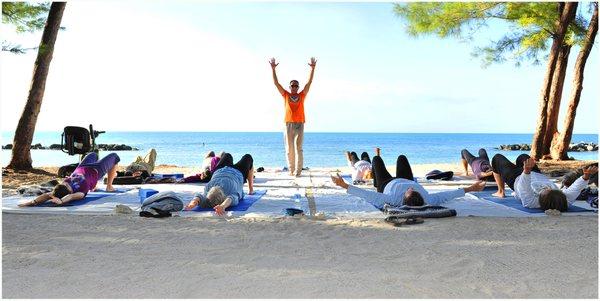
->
xmin=270 ymin=57 xmax=317 ymax=177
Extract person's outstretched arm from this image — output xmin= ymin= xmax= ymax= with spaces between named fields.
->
xmin=301 ymin=57 xmax=317 ymax=95
xmin=331 ymin=173 xmax=393 ymax=209
xmin=18 ymin=192 xmax=53 ymax=207
xmin=54 ymin=192 xmax=85 ymax=205
xmin=563 ymin=165 xmax=598 ymax=204
xmin=269 ymin=58 xmax=286 ymax=95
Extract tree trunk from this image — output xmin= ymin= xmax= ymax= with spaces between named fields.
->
xmin=551 ymin=3 xmax=598 ymax=160
xmin=530 ymin=2 xmax=577 ymax=159
xmin=541 ymin=43 xmax=571 ymax=159
xmin=6 ymin=2 xmax=66 ymax=170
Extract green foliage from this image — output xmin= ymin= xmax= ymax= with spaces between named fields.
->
xmin=2 ymin=2 xmax=50 ymax=33
xmin=393 ymin=2 xmax=589 ymax=67
xmin=2 ymin=2 xmax=50 ymax=54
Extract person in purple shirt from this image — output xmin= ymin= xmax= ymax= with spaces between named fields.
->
xmin=19 ymin=152 xmax=120 ymax=207
xmin=461 ymin=148 xmax=494 ymax=181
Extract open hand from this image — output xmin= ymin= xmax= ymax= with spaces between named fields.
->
xmin=330 ymin=173 xmax=349 ymax=189
xmin=523 ymin=158 xmax=537 ymax=174
xmin=269 ymin=58 xmax=278 ymax=68
xmin=184 ymin=198 xmax=199 ymax=210
xmin=308 ymin=57 xmax=317 ymax=68
xmin=50 ymin=197 xmax=63 ymax=205
xmin=214 ymin=204 xmax=225 ymax=216
xmin=583 ymin=165 xmax=598 ymax=180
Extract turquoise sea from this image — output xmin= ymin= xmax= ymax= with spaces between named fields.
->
xmin=1 ymin=132 xmax=597 ymax=168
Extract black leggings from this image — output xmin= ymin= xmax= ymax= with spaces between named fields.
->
xmin=372 ymin=155 xmax=414 ymax=193
xmin=214 ymin=153 xmax=253 ymax=183
xmin=461 ymin=148 xmax=489 ymax=165
xmin=491 ymin=153 xmax=540 ymax=190
xmin=350 ymin=151 xmax=372 ymax=165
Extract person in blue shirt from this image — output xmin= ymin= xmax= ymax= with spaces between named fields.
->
xmin=184 ymin=153 xmax=254 ymax=215
xmin=331 ymin=154 xmax=485 ymax=209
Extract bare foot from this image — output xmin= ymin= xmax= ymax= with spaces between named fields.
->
xmin=106 ymin=185 xmax=116 ymax=192
xmin=248 ymin=190 xmax=255 ymax=195
xmin=18 ymin=201 xmax=33 ymax=207
xmin=492 ymin=191 xmax=505 ymax=198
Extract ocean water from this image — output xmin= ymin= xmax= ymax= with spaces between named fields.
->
xmin=1 ymin=131 xmax=597 ymax=168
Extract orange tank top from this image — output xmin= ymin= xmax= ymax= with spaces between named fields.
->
xmin=282 ymin=91 xmax=306 ymax=123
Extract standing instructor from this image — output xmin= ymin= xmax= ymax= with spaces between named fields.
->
xmin=270 ymin=57 xmax=317 ymax=177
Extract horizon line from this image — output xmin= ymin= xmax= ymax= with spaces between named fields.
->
xmin=1 ymin=130 xmax=598 ymax=135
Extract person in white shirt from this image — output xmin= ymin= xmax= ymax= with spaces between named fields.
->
xmin=491 ymin=153 xmax=598 ymax=211
xmin=345 ymin=150 xmax=373 ymax=184
xmin=331 ymin=154 xmax=485 ymax=209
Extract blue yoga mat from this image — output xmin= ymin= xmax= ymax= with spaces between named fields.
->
xmin=472 ymin=189 xmax=595 ymax=213
xmin=36 ymin=188 xmax=132 ymax=207
xmin=187 ymin=190 xmax=267 ymax=212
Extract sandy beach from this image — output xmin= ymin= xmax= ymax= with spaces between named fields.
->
xmin=2 ymin=213 xmax=597 ymax=298
xmin=2 ymin=160 xmax=599 ymax=298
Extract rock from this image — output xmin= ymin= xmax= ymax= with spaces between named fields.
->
xmin=114 ymin=204 xmax=133 ymax=214
xmin=49 ymin=144 xmax=62 ymax=150
xmin=31 ymin=143 xmax=44 ymax=149
xmin=545 ymin=209 xmax=562 ymax=217
xmin=2 ymin=144 xmax=12 ymax=149
xmin=97 ymin=144 xmax=136 ymax=151
xmin=500 ymin=141 xmax=597 ymax=152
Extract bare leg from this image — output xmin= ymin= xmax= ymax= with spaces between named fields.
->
xmin=461 ymin=158 xmax=469 ymax=176
xmin=492 ymin=172 xmax=505 ymax=198
xmin=247 ymin=168 xmax=254 ymax=195
xmin=105 ymin=164 xmax=119 ymax=192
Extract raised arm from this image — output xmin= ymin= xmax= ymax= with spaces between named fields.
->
xmin=269 ymin=58 xmax=286 ymax=95
xmin=301 ymin=57 xmax=317 ymax=95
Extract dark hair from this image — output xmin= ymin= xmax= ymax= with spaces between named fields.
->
xmin=52 ymin=183 xmax=71 ymax=199
xmin=562 ymin=171 xmax=581 ymax=188
xmin=403 ymin=190 xmax=425 ymax=206
xmin=202 ymin=169 xmax=213 ymax=180
xmin=539 ymin=189 xmax=568 ymax=212
xmin=290 ymin=80 xmax=299 ymax=86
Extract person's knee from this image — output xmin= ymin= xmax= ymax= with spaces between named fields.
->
xmin=109 ymin=153 xmax=121 ymax=165
xmin=491 ymin=154 xmax=504 ymax=172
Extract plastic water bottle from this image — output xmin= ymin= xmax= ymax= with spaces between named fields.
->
xmin=293 ymin=193 xmax=302 ymax=209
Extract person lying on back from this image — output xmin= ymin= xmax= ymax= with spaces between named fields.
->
xmin=19 ymin=152 xmax=120 ymax=206
xmin=491 ymin=153 xmax=598 ymax=211
xmin=345 ymin=150 xmax=373 ymax=184
xmin=331 ymin=154 xmax=485 ymax=209
xmin=460 ymin=148 xmax=494 ymax=181
xmin=184 ymin=153 xmax=254 ymax=215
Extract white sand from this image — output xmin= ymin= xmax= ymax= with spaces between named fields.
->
xmin=2 ymin=164 xmax=598 ymax=298
xmin=2 ymin=213 xmax=597 ymax=298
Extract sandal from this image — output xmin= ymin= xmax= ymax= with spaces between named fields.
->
xmin=384 ymin=216 xmax=425 ymax=227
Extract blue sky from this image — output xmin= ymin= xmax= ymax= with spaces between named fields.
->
xmin=1 ymin=1 xmax=598 ymax=134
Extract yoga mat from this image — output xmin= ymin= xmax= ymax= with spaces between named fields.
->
xmin=36 ymin=188 xmax=133 ymax=207
xmin=472 ymin=189 xmax=595 ymax=213
xmin=152 ymin=173 xmax=184 ymax=179
xmin=187 ymin=190 xmax=267 ymax=212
